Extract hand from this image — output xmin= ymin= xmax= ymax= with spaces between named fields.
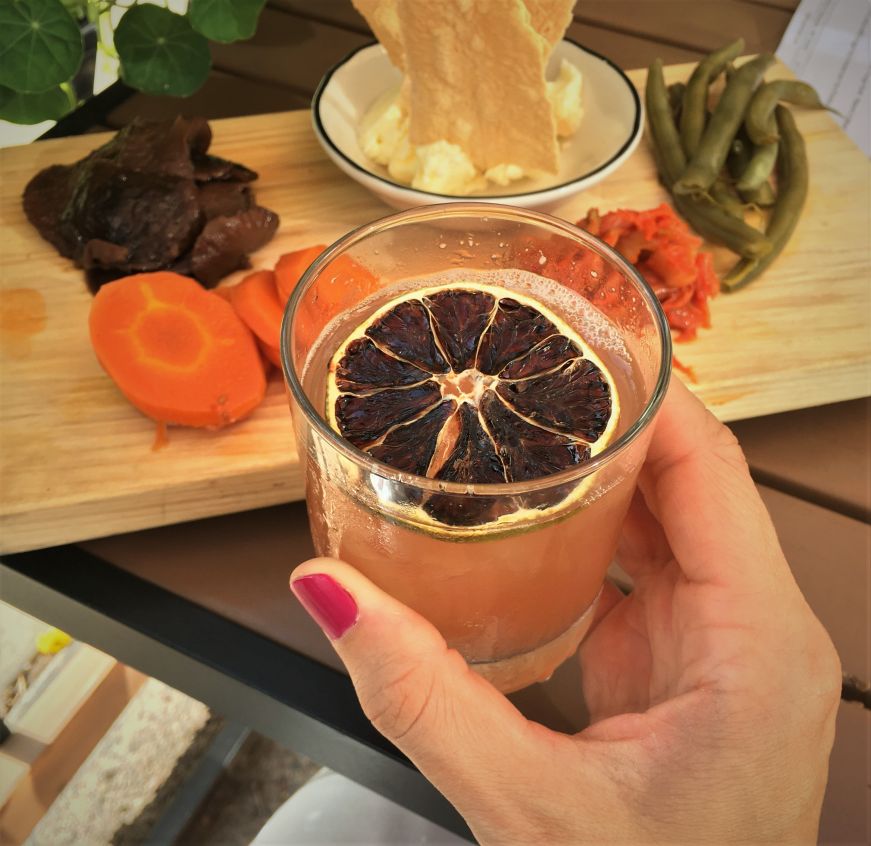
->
xmin=290 ymin=377 xmax=841 ymax=844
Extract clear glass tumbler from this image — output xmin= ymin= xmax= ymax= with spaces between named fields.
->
xmin=281 ymin=203 xmax=671 ymax=693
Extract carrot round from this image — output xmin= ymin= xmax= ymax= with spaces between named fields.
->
xmin=229 ymin=269 xmax=284 ymax=349
xmin=258 ymin=339 xmax=282 ymax=368
xmin=89 ymin=272 xmax=266 ymax=428
xmin=294 ymin=253 xmax=381 ymax=351
xmin=275 ymin=244 xmax=326 ymax=304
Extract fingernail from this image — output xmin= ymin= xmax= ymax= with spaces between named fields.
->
xmin=291 ymin=574 xmax=359 ymax=639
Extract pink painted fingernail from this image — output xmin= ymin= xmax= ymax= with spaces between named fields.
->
xmin=291 ymin=574 xmax=358 ymax=639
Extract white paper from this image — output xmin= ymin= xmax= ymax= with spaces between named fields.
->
xmin=776 ymin=0 xmax=871 ymax=157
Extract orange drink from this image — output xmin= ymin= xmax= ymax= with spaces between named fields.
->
xmin=282 ymin=204 xmax=671 ymax=692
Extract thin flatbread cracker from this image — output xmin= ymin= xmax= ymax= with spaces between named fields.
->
xmin=352 ymin=0 xmax=405 ymax=69
xmin=524 ymin=0 xmax=576 ymax=51
xmin=397 ymin=0 xmax=559 ymax=174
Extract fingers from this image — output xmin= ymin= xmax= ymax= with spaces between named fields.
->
xmin=615 ymin=487 xmax=672 ymax=580
xmin=584 ymin=579 xmax=626 ymax=635
xmin=642 ymin=377 xmax=788 ymax=589
xmin=290 ymin=558 xmax=548 ymax=818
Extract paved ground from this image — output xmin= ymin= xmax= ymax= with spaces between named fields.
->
xmin=0 ymin=595 xmax=316 ymax=846
xmin=178 ymin=733 xmax=319 ymax=845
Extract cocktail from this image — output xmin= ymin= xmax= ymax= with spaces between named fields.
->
xmin=281 ymin=204 xmax=671 ymax=693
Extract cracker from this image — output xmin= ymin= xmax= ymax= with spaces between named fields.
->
xmin=397 ymin=0 xmax=559 ymax=174
xmin=524 ymin=0 xmax=576 ymax=51
xmin=352 ymin=0 xmax=405 ymax=69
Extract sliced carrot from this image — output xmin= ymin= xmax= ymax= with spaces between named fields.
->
xmin=212 ymin=285 xmax=235 ymax=303
xmin=229 ymin=269 xmax=284 ymax=350
xmin=258 ymin=339 xmax=282 ymax=369
xmin=275 ymin=244 xmax=327 ymax=304
xmin=89 ymin=271 xmax=266 ymax=428
xmin=295 ymin=254 xmax=380 ymax=352
xmin=274 ymin=245 xmax=381 ymax=351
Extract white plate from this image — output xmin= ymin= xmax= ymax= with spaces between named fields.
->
xmin=312 ymin=39 xmax=643 ymax=212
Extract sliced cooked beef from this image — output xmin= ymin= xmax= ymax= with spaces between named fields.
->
xmin=22 ymin=117 xmax=277 ymax=291
xmin=85 ymin=266 xmax=126 ymax=292
xmin=65 ymin=159 xmax=202 ymax=271
xmin=92 ymin=117 xmax=211 ymax=177
xmin=197 ymin=182 xmax=252 ymax=220
xmin=22 ymin=164 xmax=78 ymax=257
xmin=190 ymin=206 xmax=279 ymax=287
xmin=82 ymin=239 xmax=129 ymax=270
xmin=192 ymin=153 xmax=257 ymax=183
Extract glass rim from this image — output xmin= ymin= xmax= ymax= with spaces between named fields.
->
xmin=280 ymin=202 xmax=673 ymax=497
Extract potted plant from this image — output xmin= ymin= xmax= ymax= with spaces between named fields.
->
xmin=0 ymin=0 xmax=266 ymax=125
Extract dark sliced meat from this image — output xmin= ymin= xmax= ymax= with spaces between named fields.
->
xmin=184 ymin=116 xmax=212 ymax=157
xmin=480 ymin=390 xmax=588 ymax=482
xmin=94 ymin=117 xmax=201 ymax=180
xmin=497 ymin=357 xmax=612 ymax=442
xmin=64 ymin=159 xmax=202 ymax=273
xmin=424 ymin=402 xmax=511 ymax=526
xmin=21 ymin=117 xmax=274 ymax=293
xmin=81 ymin=239 xmax=129 ymax=270
xmin=366 ymin=300 xmax=450 ymax=374
xmin=368 ymin=399 xmax=456 ymax=475
xmin=192 ymin=153 xmax=257 ymax=183
xmin=476 ymin=297 xmax=557 ymax=375
xmin=197 ymin=182 xmax=252 ymax=220
xmin=499 ymin=335 xmax=580 ymax=379
xmin=424 ymin=289 xmax=495 ymax=372
xmin=335 ymin=337 xmax=431 ymax=393
xmin=22 ymin=164 xmax=78 ymax=257
xmin=334 ymin=382 xmax=442 ymax=447
xmin=85 ymin=266 xmax=126 ymax=291
xmin=190 ymin=206 xmax=280 ymax=287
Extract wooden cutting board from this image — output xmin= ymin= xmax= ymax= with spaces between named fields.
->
xmin=1 ymin=61 xmax=869 ymax=554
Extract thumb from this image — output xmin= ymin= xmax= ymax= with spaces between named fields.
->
xmin=290 ymin=557 xmax=542 ymax=811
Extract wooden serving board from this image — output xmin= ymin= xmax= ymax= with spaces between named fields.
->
xmin=1 ymin=61 xmax=869 ymax=554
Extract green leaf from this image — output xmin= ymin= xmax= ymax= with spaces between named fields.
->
xmin=188 ymin=0 xmax=265 ymax=43
xmin=0 ymin=83 xmax=72 ymax=124
xmin=59 ymin=0 xmax=86 ymax=19
xmin=115 ymin=5 xmax=211 ymax=97
xmin=0 ymin=0 xmax=83 ymax=93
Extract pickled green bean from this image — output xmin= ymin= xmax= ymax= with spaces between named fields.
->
xmin=711 ymin=177 xmax=746 ymax=219
xmin=737 ymin=139 xmax=778 ymax=190
xmin=675 ymin=53 xmax=775 ymax=196
xmin=724 ymin=105 xmax=808 ymax=291
xmin=741 ymin=180 xmax=776 ymax=208
xmin=668 ymin=82 xmax=686 ymax=120
xmin=727 ymin=131 xmax=775 ymax=206
xmin=646 ymin=59 xmax=686 ymax=181
xmin=646 ymin=59 xmax=771 ymax=259
xmin=745 ymin=79 xmax=827 ymax=146
xmin=679 ymin=38 xmax=745 ymax=156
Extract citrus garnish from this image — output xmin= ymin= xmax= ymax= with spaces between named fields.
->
xmin=326 ymin=282 xmax=619 ymax=529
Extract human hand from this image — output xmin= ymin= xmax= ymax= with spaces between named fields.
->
xmin=290 ymin=377 xmax=841 ymax=844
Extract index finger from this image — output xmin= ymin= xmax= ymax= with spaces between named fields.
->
xmin=639 ymin=377 xmax=789 ymax=590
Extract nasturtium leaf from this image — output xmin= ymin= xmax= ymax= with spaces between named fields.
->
xmin=188 ymin=0 xmax=266 ymax=43
xmin=0 ymin=83 xmax=72 ymax=124
xmin=115 ymin=5 xmax=211 ymax=97
xmin=0 ymin=0 xmax=83 ymax=93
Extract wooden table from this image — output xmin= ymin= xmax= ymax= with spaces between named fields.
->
xmin=2 ymin=2 xmax=869 ymax=843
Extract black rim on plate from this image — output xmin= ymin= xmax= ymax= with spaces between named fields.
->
xmin=311 ymin=38 xmax=643 ymax=201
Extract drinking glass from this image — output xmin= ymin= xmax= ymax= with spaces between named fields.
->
xmin=281 ymin=203 xmax=671 ymax=692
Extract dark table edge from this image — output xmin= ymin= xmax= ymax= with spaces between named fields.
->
xmin=0 ymin=545 xmax=472 ymax=840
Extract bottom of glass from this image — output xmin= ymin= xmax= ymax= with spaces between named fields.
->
xmin=469 ymin=587 xmax=603 ymax=694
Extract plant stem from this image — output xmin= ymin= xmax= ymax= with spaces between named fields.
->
xmin=60 ymin=82 xmax=79 ymax=111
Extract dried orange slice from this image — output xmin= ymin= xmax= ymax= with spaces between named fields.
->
xmin=326 ymin=282 xmax=619 ymax=529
